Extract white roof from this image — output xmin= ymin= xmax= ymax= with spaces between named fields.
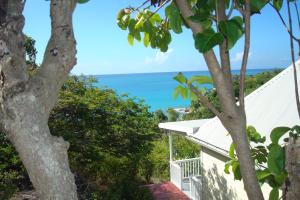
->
xmin=159 ymin=61 xmax=300 ymax=155
xmin=159 ymin=119 xmax=211 ymax=135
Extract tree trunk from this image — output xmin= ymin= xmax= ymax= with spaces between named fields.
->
xmin=223 ymin=110 xmax=264 ymax=200
xmin=284 ymin=137 xmax=300 ymax=200
xmin=2 ymin=91 xmax=78 ymax=199
xmin=0 ymin=0 xmax=78 ymax=199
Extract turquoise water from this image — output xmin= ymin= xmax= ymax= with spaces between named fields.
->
xmin=94 ymin=69 xmax=276 ymax=111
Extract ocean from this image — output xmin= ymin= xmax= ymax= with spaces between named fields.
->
xmin=93 ymin=69 xmax=276 ymax=111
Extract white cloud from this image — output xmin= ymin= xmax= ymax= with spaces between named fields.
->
xmin=232 ymin=51 xmax=252 ymax=62
xmin=145 ymin=49 xmax=173 ymax=65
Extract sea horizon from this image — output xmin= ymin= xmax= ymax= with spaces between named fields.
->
xmin=93 ymin=68 xmax=284 ymax=111
xmin=82 ymin=66 xmax=285 ymax=76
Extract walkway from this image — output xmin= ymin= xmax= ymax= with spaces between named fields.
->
xmin=146 ymin=182 xmax=190 ymax=200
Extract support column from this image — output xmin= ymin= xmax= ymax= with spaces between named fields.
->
xmin=168 ymin=131 xmax=173 ymax=162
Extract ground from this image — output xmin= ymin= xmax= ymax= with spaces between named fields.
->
xmin=146 ymin=182 xmax=190 ymax=200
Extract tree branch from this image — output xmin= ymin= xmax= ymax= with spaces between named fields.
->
xmin=217 ymin=0 xmax=234 ymax=96
xmin=269 ymin=2 xmax=300 ymax=42
xmin=31 ymin=0 xmax=77 ymax=115
xmin=175 ymin=0 xmax=237 ymax=116
xmin=189 ymin=84 xmax=224 ymax=120
xmin=287 ymin=0 xmax=300 ymax=120
xmin=133 ymin=0 xmax=150 ymax=11
xmin=0 ymin=0 xmax=28 ymax=90
xmin=146 ymin=0 xmax=170 ymax=21
xmin=294 ymin=1 xmax=300 ymax=31
xmin=238 ymin=0 xmax=251 ymax=111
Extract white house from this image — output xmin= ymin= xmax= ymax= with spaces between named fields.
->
xmin=158 ymin=62 xmax=300 ymax=200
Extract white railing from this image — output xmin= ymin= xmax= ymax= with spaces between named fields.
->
xmin=190 ymin=176 xmax=202 ymax=200
xmin=174 ymin=157 xmax=201 ymax=179
xmin=170 ymin=161 xmax=182 ymax=189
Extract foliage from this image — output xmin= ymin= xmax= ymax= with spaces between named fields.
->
xmin=0 ymin=133 xmax=31 ymax=199
xmin=154 ymin=109 xmax=168 ymax=122
xmin=49 ymin=76 xmax=158 ymax=199
xmin=225 ymin=126 xmax=300 ymax=200
xmin=24 ymin=36 xmax=37 ymax=66
xmin=116 ymin=0 xmax=271 ymax=53
xmin=167 ymin=108 xmax=180 ymax=121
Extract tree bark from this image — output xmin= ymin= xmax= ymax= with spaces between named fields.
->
xmin=284 ymin=137 xmax=300 ymax=200
xmin=0 ymin=0 xmax=78 ymax=199
xmin=222 ymin=111 xmax=264 ymax=200
xmin=3 ymin=91 xmax=77 ymax=199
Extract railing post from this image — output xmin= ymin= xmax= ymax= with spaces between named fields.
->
xmin=168 ymin=131 xmax=173 ymax=162
xmin=190 ymin=177 xmax=192 ymax=199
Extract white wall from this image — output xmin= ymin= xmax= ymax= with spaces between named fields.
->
xmin=200 ymin=146 xmax=272 ymax=200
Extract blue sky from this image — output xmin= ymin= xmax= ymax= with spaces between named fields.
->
xmin=23 ymin=1 xmax=295 ymax=75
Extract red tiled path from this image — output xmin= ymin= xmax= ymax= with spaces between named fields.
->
xmin=146 ymin=182 xmax=190 ymax=200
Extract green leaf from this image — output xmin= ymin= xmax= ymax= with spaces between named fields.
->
xmin=273 ymin=0 xmax=283 ymax=11
xmin=135 ymin=16 xmax=145 ymax=30
xmin=174 ymin=72 xmax=187 ymax=84
xmin=190 ymin=91 xmax=198 ymax=101
xmin=256 ymin=170 xmax=271 ymax=181
xmin=128 ymin=34 xmax=134 ymax=46
xmin=188 ymin=75 xmax=212 ymax=85
xmin=173 ymin=85 xmax=189 ymax=99
xmin=200 ymin=20 xmax=212 ymax=30
xmin=165 ymin=3 xmax=183 ymax=34
xmin=268 ymin=145 xmax=285 ymax=175
xmin=77 ymin=0 xmax=89 ymax=4
xmin=188 ymin=8 xmax=210 ymax=23
xmin=270 ymin=127 xmax=290 ymax=144
xmin=149 ymin=13 xmax=161 ymax=25
xmin=194 ymin=29 xmax=224 ymax=53
xmin=247 ymin=126 xmax=266 ymax=143
xmin=232 ymin=161 xmax=242 ymax=180
xmin=134 ymin=31 xmax=141 ymax=41
xmin=274 ymin=171 xmax=286 ymax=185
xmin=117 ymin=11 xmax=130 ymax=30
xmin=144 ymin=33 xmax=150 ymax=47
xmin=218 ymin=17 xmax=244 ymax=49
xmin=269 ymin=188 xmax=279 ymax=200
xmin=251 ymin=0 xmax=269 ymax=14
xmin=229 ymin=143 xmax=235 ymax=159
xmin=224 ymin=160 xmax=234 ymax=174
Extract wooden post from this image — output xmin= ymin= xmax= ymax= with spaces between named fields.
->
xmin=169 ymin=131 xmax=173 ymax=162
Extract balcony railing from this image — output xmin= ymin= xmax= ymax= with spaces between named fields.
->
xmin=174 ymin=157 xmax=201 ymax=179
xmin=170 ymin=157 xmax=202 ymax=199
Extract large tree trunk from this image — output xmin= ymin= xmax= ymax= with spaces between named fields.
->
xmin=284 ymin=137 xmax=300 ymax=200
xmin=3 ymin=91 xmax=77 ymax=199
xmin=222 ymin=110 xmax=264 ymax=200
xmin=0 ymin=0 xmax=78 ymax=199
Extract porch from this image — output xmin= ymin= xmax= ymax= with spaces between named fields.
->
xmin=160 ymin=119 xmax=211 ymax=200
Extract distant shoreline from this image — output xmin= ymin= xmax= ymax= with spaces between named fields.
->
xmin=89 ymin=67 xmax=285 ymax=77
